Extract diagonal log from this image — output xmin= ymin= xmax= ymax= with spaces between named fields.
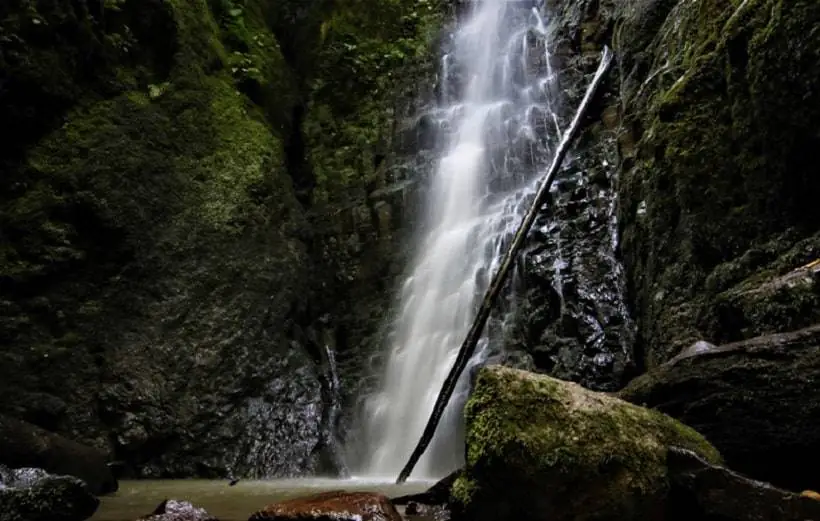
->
xmin=396 ymin=46 xmax=615 ymax=484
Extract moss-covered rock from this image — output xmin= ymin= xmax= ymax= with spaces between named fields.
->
xmin=451 ymin=365 xmax=720 ymax=521
xmin=613 ymin=0 xmax=820 ymax=367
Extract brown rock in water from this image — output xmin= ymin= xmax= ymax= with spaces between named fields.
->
xmin=139 ymin=499 xmax=218 ymax=521
xmin=249 ymin=491 xmax=401 ymax=521
xmin=619 ymin=325 xmax=820 ymax=492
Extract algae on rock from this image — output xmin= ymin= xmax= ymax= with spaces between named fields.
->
xmin=452 ymin=366 xmax=720 ymax=521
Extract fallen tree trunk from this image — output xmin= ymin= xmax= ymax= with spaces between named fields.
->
xmin=396 ymin=46 xmax=615 ymax=484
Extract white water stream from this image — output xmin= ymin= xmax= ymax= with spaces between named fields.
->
xmin=356 ymin=0 xmax=563 ymax=479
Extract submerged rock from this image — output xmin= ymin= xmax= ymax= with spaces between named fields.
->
xmin=451 ymin=365 xmax=720 ymax=521
xmin=0 ymin=415 xmax=118 ymax=494
xmin=0 ymin=465 xmax=99 ymax=521
xmin=620 ymin=325 xmax=820 ymax=492
xmin=666 ymin=447 xmax=820 ymax=521
xmin=138 ymin=499 xmax=218 ymax=521
xmin=249 ymin=491 xmax=402 ymax=521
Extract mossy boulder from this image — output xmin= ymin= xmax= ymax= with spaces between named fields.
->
xmin=451 ymin=366 xmax=720 ymax=521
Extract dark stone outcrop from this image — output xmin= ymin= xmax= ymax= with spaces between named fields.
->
xmin=446 ymin=365 xmax=820 ymax=521
xmin=0 ymin=415 xmax=117 ymax=495
xmin=391 ymin=470 xmax=460 ymax=506
xmin=620 ymin=325 xmax=820 ymax=493
xmin=138 ymin=499 xmax=218 ymax=521
xmin=0 ymin=466 xmax=99 ymax=521
xmin=665 ymin=447 xmax=820 ymax=521
xmin=249 ymin=491 xmax=402 ymax=521
xmin=612 ymin=0 xmax=820 ymax=368
xmin=402 ymin=503 xmax=451 ymax=521
xmin=392 ymin=473 xmax=455 ymax=521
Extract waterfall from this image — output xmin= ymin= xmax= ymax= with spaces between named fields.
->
xmin=355 ymin=0 xmax=564 ymax=480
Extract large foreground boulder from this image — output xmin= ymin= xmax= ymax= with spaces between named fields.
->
xmin=0 ymin=465 xmax=99 ymax=521
xmin=619 ymin=325 xmax=820 ymax=492
xmin=0 ymin=415 xmax=117 ymax=494
xmin=451 ymin=366 xmax=721 ymax=521
xmin=249 ymin=491 xmax=402 ymax=521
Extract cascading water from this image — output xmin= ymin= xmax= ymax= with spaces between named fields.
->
xmin=356 ymin=0 xmax=564 ymax=479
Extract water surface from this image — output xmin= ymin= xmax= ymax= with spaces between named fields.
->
xmin=93 ymin=478 xmax=433 ymax=521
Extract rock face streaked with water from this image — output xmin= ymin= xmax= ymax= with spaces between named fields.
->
xmin=0 ymin=0 xmax=443 ymax=479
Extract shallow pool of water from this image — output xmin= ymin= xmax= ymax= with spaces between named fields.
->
xmin=92 ymin=478 xmax=433 ymax=521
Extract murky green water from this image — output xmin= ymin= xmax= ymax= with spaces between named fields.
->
xmin=92 ymin=479 xmax=433 ymax=521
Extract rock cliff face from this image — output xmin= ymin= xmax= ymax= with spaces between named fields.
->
xmin=542 ymin=0 xmax=820 ymax=493
xmin=518 ymin=0 xmax=820 ymax=377
xmin=613 ymin=0 xmax=820 ymax=368
xmin=0 ymin=0 xmax=445 ymax=477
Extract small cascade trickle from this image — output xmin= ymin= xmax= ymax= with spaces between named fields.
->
xmin=320 ymin=342 xmax=349 ymax=477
